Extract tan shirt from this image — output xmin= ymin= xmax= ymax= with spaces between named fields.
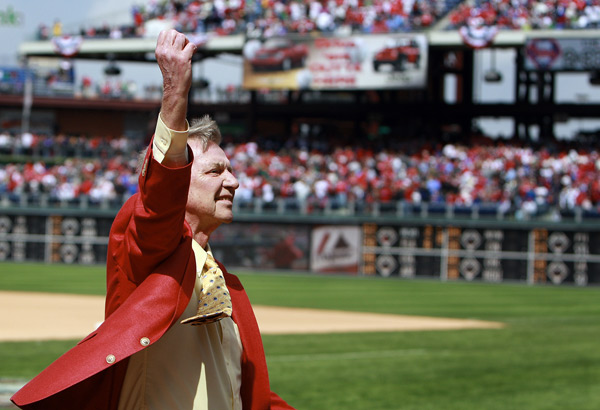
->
xmin=117 ymin=115 xmax=243 ymax=410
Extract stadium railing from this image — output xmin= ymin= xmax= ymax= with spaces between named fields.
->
xmin=2 ymin=191 xmax=597 ymax=223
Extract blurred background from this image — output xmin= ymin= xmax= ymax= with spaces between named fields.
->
xmin=0 ymin=0 xmax=599 ymax=283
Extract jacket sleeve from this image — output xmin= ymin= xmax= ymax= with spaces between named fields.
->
xmin=271 ymin=391 xmax=296 ymax=409
xmin=111 ymin=142 xmax=194 ymax=285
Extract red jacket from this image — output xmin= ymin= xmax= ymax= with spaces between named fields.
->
xmin=12 ymin=146 xmax=294 ymax=410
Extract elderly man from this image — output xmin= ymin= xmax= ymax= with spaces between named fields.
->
xmin=12 ymin=29 xmax=295 ymax=410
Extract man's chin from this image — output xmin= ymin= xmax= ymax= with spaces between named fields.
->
xmin=217 ymin=212 xmax=234 ymax=224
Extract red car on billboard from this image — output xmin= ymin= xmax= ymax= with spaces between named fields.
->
xmin=373 ymin=38 xmax=420 ymax=72
xmin=248 ymin=38 xmax=309 ymax=72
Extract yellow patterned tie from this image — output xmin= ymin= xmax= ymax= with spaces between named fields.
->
xmin=181 ymin=253 xmax=233 ymax=325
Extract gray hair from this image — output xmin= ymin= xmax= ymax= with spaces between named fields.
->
xmin=188 ymin=114 xmax=222 ymax=150
xmin=137 ymin=115 xmax=222 ymax=173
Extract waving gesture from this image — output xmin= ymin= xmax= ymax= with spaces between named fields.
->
xmin=155 ymin=29 xmax=197 ymax=131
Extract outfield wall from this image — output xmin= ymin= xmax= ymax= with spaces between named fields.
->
xmin=0 ymin=208 xmax=598 ymax=286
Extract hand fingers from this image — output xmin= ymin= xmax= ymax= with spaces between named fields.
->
xmin=156 ymin=29 xmax=187 ymax=49
xmin=156 ymin=29 xmax=196 ymax=59
xmin=171 ymin=30 xmax=188 ymax=49
xmin=183 ymin=41 xmax=197 ymax=57
xmin=157 ymin=29 xmax=176 ymax=47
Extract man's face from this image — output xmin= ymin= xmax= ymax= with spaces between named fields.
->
xmin=186 ymin=140 xmax=239 ymax=232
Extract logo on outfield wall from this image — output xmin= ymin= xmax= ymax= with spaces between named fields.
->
xmin=311 ymin=226 xmax=361 ymax=273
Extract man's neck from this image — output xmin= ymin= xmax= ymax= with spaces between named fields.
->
xmin=185 ymin=215 xmax=216 ymax=249
xmin=193 ymin=233 xmax=209 ymax=249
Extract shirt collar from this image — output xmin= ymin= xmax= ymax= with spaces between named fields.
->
xmin=191 ymin=239 xmax=213 ymax=272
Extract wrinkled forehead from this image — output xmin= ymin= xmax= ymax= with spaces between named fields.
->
xmin=190 ymin=139 xmax=231 ymax=166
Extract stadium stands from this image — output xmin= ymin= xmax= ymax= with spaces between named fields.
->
xmin=4 ymin=1 xmax=598 ymax=222
xmin=446 ymin=0 xmax=600 ymax=30
xmin=34 ymin=0 xmax=600 ymax=42
xmin=1 ymin=129 xmax=598 ymax=221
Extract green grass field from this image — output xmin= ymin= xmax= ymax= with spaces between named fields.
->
xmin=1 ymin=262 xmax=599 ymax=410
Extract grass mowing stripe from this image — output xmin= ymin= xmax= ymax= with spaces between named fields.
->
xmin=267 ymin=348 xmax=427 ymax=363
xmin=0 ymin=262 xmax=105 ymax=295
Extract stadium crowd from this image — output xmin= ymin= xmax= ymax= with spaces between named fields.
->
xmin=36 ymin=0 xmax=600 ymax=41
xmin=38 ymin=0 xmax=453 ymax=39
xmin=0 ymin=132 xmax=141 ymax=206
xmin=446 ymin=0 xmax=600 ymax=30
xmin=1 ymin=129 xmax=599 ymax=219
xmin=129 ymin=0 xmax=445 ymax=36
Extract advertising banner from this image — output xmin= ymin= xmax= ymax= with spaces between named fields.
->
xmin=361 ymin=223 xmax=599 ymax=286
xmin=310 ymin=225 xmax=362 ymax=273
xmin=242 ymin=34 xmax=427 ymax=90
xmin=524 ymin=37 xmax=600 ymax=71
xmin=2 ymin=211 xmax=597 ymax=285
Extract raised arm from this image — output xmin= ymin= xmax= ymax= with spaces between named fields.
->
xmin=111 ymin=30 xmax=198 ymax=284
xmin=155 ymin=29 xmax=196 ymax=167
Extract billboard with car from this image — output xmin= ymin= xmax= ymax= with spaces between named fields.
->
xmin=243 ymin=34 xmax=427 ymax=90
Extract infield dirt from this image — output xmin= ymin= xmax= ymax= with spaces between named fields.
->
xmin=0 ymin=291 xmax=504 ymax=341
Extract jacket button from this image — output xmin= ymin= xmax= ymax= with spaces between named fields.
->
xmin=140 ymin=337 xmax=150 ymax=347
xmin=106 ymin=354 xmax=116 ymax=364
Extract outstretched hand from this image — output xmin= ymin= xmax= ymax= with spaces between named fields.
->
xmin=155 ymin=29 xmax=197 ymax=131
